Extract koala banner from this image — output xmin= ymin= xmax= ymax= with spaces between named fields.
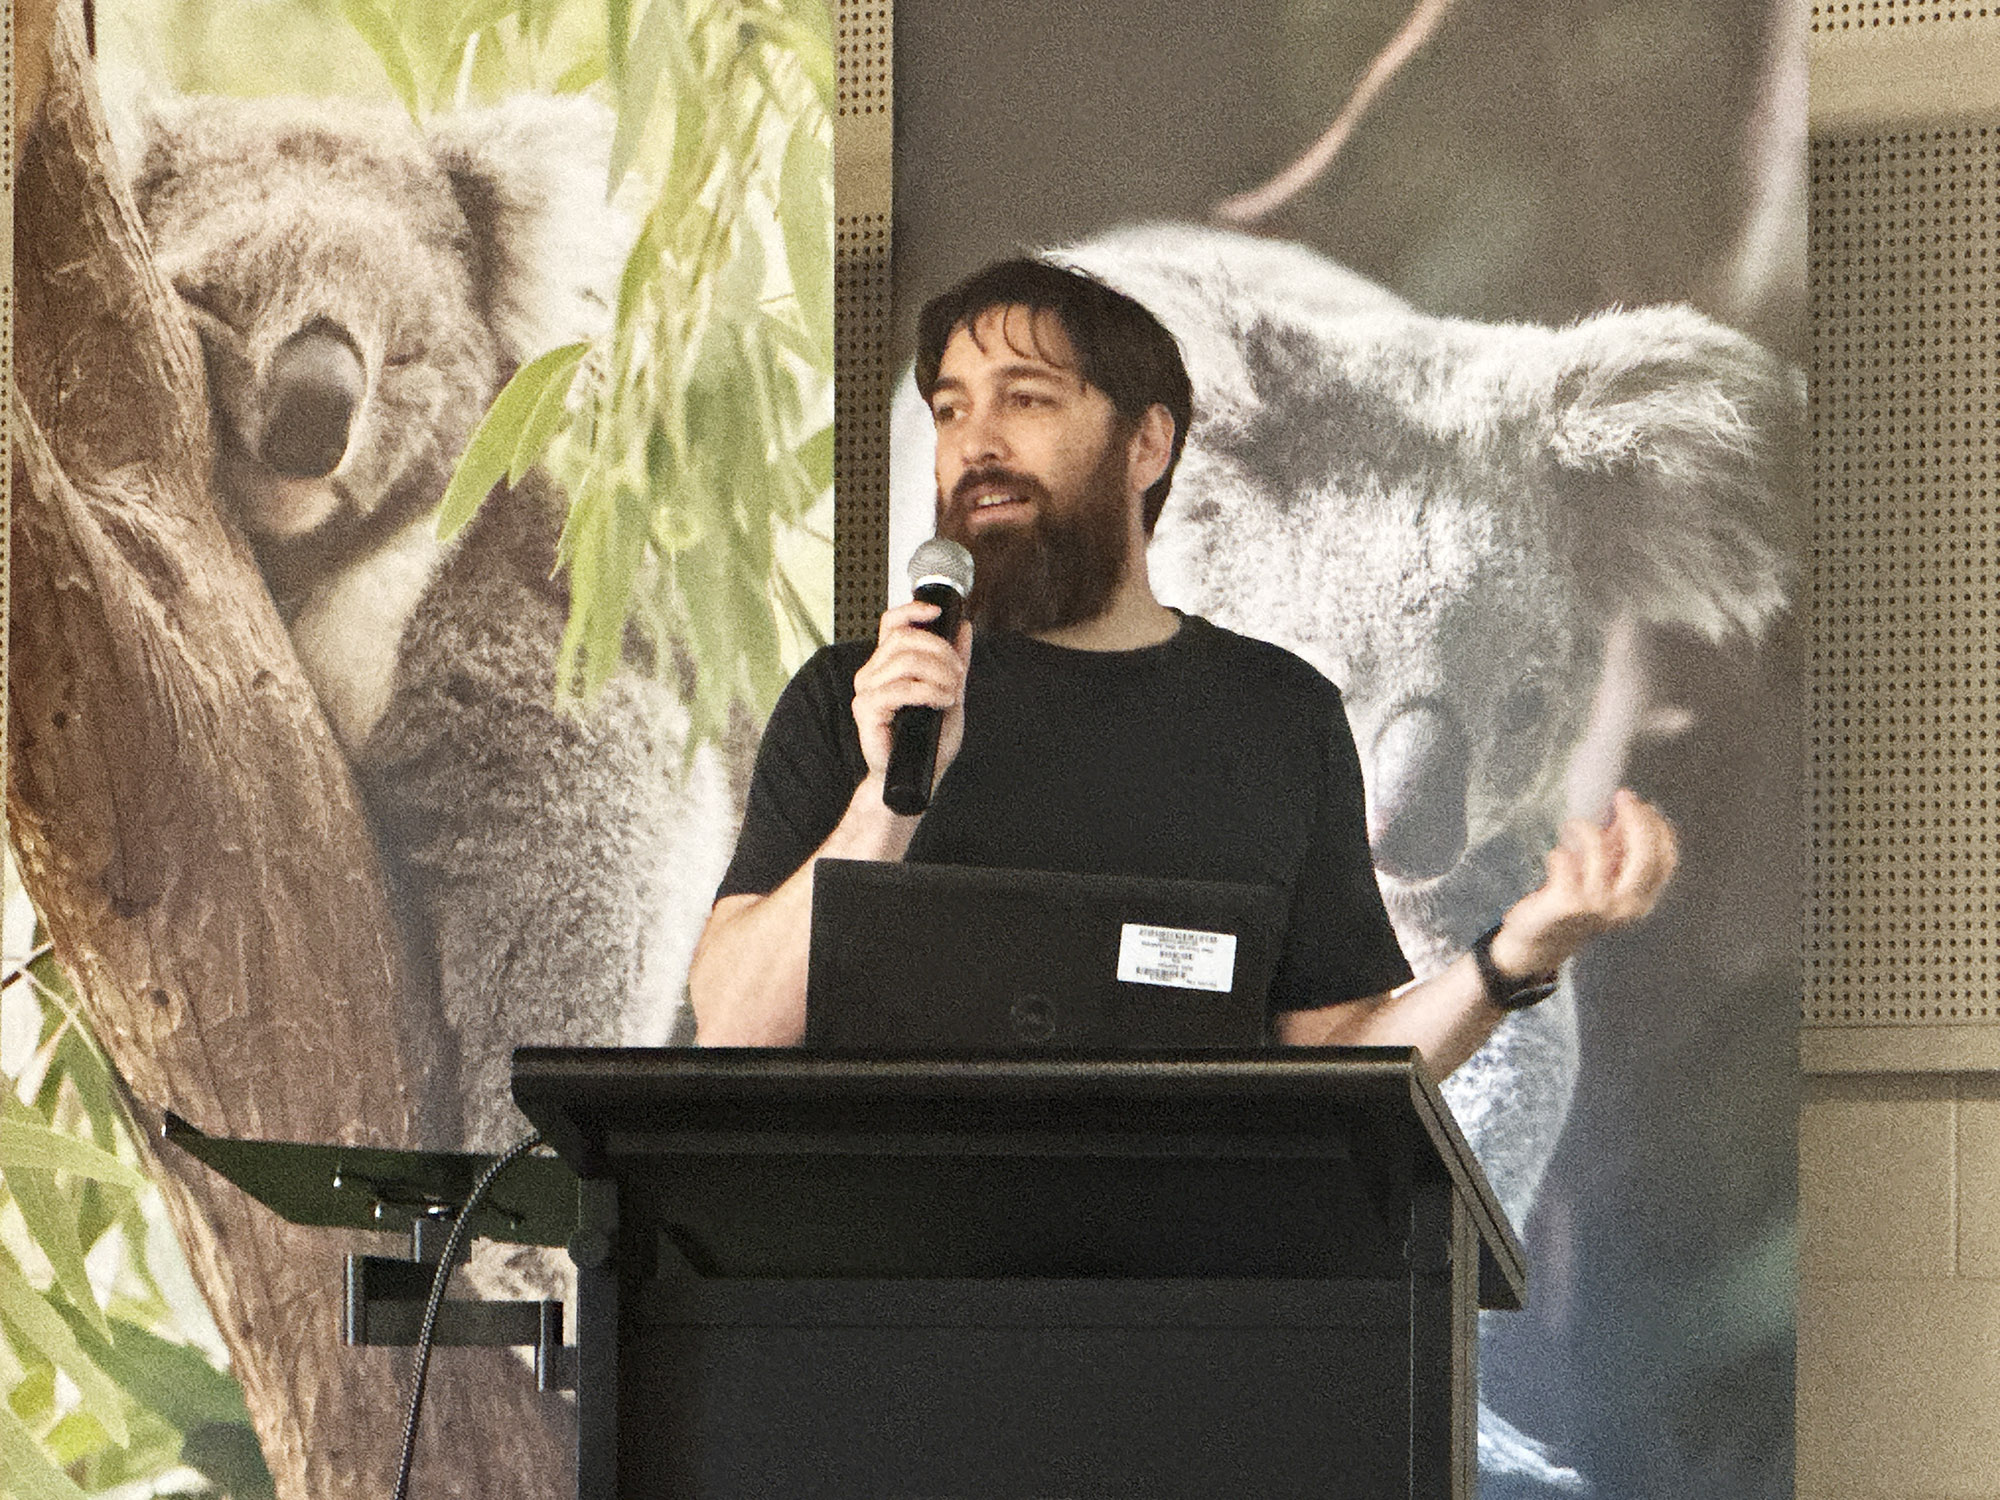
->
xmin=6 ymin=0 xmax=830 ymax=1493
xmin=889 ymin=4 xmax=1803 ymax=1498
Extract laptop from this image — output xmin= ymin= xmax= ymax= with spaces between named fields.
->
xmin=805 ymin=858 xmax=1286 ymax=1050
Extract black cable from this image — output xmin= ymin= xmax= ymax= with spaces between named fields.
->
xmin=391 ymin=1130 xmax=544 ymax=1500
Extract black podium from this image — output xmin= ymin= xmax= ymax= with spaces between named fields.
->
xmin=513 ymin=1047 xmax=1524 ymax=1500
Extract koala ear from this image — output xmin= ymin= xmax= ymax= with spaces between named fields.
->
xmin=1547 ymin=305 xmax=1804 ymax=640
xmin=119 ymin=89 xmax=218 ymax=221
xmin=427 ymin=95 xmax=631 ymax=365
xmin=102 ymin=70 xmax=168 ymax=197
xmin=1201 ymin=315 xmax=1320 ymax=454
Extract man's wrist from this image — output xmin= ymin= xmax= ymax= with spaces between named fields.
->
xmin=1472 ymin=924 xmax=1561 ymax=1011
xmin=835 ymin=774 xmax=924 ymax=859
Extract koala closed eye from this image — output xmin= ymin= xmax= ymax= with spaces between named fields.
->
xmin=174 ymin=283 xmax=244 ymax=335
xmin=1497 ymin=678 xmax=1549 ymax=740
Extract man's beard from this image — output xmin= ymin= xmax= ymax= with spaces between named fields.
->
xmin=936 ymin=444 xmax=1132 ymax=635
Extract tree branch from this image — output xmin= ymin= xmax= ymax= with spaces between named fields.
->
xmin=1213 ymin=0 xmax=1461 ymax=226
xmin=9 ymin=1 xmax=571 ymax=1493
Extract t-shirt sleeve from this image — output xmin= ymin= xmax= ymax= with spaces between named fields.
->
xmin=1267 ymin=686 xmax=1414 ymax=1012
xmin=715 ymin=645 xmax=869 ymax=901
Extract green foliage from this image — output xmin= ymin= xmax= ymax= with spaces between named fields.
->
xmin=433 ymin=0 xmax=836 ymax=739
xmin=1 ymin=927 xmax=272 ymax=1498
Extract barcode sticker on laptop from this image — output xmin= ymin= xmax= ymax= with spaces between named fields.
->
xmin=1117 ymin=925 xmax=1237 ymax=992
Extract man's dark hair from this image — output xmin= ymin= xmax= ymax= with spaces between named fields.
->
xmin=914 ymin=259 xmax=1194 ymax=536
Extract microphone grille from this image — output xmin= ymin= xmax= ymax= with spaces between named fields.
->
xmin=908 ymin=537 xmax=974 ymax=595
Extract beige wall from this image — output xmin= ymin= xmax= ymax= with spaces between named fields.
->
xmin=1801 ymin=1070 xmax=2000 ymax=1497
xmin=1805 ymin=15 xmax=2000 ymax=1494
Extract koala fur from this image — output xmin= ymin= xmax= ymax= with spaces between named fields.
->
xmin=893 ymin=222 xmax=1801 ymax=1228
xmin=125 ymin=94 xmax=742 ymax=1150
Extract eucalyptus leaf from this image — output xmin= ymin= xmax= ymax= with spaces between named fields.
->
xmin=181 ymin=1418 xmax=278 ymax=1500
xmin=554 ymin=54 xmax=608 ymax=93
xmin=605 ymin=0 xmax=631 ymax=89
xmin=758 ymin=303 xmax=826 ymax=374
xmin=607 ymin=0 xmax=677 ymax=184
xmin=508 ymin=344 xmax=589 ymax=485
xmin=778 ymin=128 xmax=832 ymax=357
xmin=659 ymin=71 xmax=711 ymax=224
xmin=8 ymin=1360 xmax=57 ymax=1421
xmin=3 ymin=1169 xmax=110 ymax=1345
xmin=794 ymin=422 xmax=833 ymax=492
xmin=759 ymin=14 xmax=832 ymax=111
xmin=53 ymin=1311 xmax=255 ymax=1439
xmin=440 ymin=0 xmax=521 ymax=84
xmin=56 ymin=1407 xmax=191 ymax=1494
xmin=0 ymin=1400 xmax=92 ymax=1500
xmin=437 ymin=341 xmax=590 ymax=539
xmin=41 ymin=1407 xmax=112 ymax=1467
xmin=44 ymin=1025 xmax=117 ymax=1150
xmin=0 ymin=1267 xmax=129 ymax=1446
xmin=774 ymin=563 xmax=827 ymax=652
xmin=337 ymin=0 xmax=422 ymax=118
xmin=0 ymin=1121 xmax=147 ymax=1191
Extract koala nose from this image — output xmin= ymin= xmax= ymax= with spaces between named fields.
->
xmin=258 ymin=327 xmax=364 ymax=479
xmin=1367 ymin=700 xmax=1470 ymax=882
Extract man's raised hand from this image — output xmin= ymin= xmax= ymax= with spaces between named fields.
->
xmin=1487 ymin=788 xmax=1680 ymax=982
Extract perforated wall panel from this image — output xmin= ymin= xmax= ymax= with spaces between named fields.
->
xmin=1808 ymin=123 xmax=2000 ymax=1027
xmin=833 ymin=0 xmax=892 ymax=642
xmin=1812 ymin=2 xmax=2000 ymax=31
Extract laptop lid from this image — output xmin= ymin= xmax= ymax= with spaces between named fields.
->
xmin=806 ymin=859 xmax=1286 ymax=1050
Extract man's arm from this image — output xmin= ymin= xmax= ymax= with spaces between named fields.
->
xmin=1275 ymin=788 xmax=1678 ymax=1078
xmin=687 ymin=603 xmax=971 ymax=1045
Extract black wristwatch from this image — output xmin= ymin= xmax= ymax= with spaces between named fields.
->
xmin=1471 ymin=924 xmax=1560 ymax=1011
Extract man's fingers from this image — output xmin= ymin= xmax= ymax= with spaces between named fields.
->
xmin=1548 ymin=793 xmax=1677 ymax=914
xmin=856 ymin=629 xmax=964 ymax=692
xmin=854 ymin=663 xmax=963 ymax=715
xmin=877 ymin=600 xmax=943 ymax=640
xmin=1608 ymin=801 xmax=1679 ymax=915
xmin=858 ymin=676 xmax=958 ymax=712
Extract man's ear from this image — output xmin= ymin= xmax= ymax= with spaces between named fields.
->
xmin=1126 ymin=403 xmax=1176 ymax=497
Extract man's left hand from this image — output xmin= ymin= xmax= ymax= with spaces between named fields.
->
xmin=1486 ymin=787 xmax=1680 ymax=983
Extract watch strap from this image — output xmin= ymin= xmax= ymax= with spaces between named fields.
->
xmin=1471 ymin=924 xmax=1560 ymax=1012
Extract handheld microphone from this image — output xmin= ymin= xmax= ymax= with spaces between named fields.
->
xmin=883 ymin=537 xmax=974 ymax=816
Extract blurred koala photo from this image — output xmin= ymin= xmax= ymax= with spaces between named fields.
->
xmin=893 ymin=223 xmax=1802 ymax=1229
xmin=121 ymin=94 xmax=742 ymax=1149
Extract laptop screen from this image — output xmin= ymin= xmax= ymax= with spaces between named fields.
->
xmin=806 ymin=859 xmax=1286 ymax=1050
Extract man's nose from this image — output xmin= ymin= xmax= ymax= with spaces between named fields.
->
xmin=953 ymin=400 xmax=1009 ymax=465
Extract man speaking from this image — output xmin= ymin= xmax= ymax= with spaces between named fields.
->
xmin=688 ymin=259 xmax=1676 ymax=1070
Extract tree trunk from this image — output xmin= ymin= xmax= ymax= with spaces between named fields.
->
xmin=9 ymin=2 xmax=573 ymax=1494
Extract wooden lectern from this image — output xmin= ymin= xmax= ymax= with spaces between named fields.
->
xmin=513 ymin=1046 xmax=1524 ymax=1500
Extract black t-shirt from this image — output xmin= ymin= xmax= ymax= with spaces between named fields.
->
xmin=718 ymin=614 xmax=1413 ymax=1014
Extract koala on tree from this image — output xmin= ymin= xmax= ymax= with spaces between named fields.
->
xmin=123 ymin=94 xmax=742 ymax=1151
xmin=893 ymin=222 xmax=1800 ymax=1229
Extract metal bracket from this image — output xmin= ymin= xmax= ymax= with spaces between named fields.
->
xmin=343 ymin=1253 xmax=575 ymax=1392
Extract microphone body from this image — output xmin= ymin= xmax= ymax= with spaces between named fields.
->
xmin=883 ymin=543 xmax=973 ymax=815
